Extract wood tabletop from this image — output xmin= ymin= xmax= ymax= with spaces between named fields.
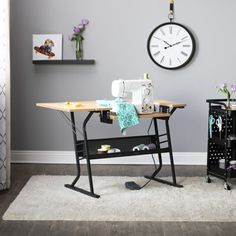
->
xmin=36 ymin=99 xmax=186 ymax=113
xmin=36 ymin=101 xmax=112 ymax=112
xmin=154 ymin=100 xmax=186 ymax=109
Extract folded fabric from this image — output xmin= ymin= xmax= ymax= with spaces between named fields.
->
xmin=96 ymin=99 xmax=139 ymax=134
xmin=116 ymin=101 xmax=139 ymax=135
xmin=96 ymin=100 xmax=113 ymax=107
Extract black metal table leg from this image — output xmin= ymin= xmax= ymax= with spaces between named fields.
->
xmin=64 ymin=112 xmax=81 ymax=189
xmin=165 ymin=119 xmax=183 ymax=187
xmin=145 ymin=117 xmax=183 ymax=188
xmin=64 ymin=183 xmax=100 ymax=198
xmin=64 ymin=111 xmax=100 ymax=198
xmin=83 ymin=112 xmax=100 ymax=197
xmin=145 ymin=118 xmax=163 ymax=178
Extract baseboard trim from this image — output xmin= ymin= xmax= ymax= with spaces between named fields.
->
xmin=11 ymin=150 xmax=207 ymax=165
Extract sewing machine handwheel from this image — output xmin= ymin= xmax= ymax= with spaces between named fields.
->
xmin=206 ymin=176 xmax=211 ymax=183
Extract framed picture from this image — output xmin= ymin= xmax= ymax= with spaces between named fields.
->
xmin=32 ymin=34 xmax=62 ymax=60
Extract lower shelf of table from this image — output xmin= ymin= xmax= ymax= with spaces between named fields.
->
xmin=76 ymin=135 xmax=169 ymax=160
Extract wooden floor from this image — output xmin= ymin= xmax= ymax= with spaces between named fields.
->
xmin=0 ymin=164 xmax=236 ymax=236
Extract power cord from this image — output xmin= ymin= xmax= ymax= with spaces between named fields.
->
xmin=147 ymin=118 xmax=158 ymax=170
xmin=125 ymin=118 xmax=158 ymax=190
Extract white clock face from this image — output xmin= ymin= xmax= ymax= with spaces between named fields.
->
xmin=147 ymin=22 xmax=195 ymax=69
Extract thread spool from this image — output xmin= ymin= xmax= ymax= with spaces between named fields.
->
xmin=142 ymin=145 xmax=149 ymax=150
xmin=142 ymin=143 xmax=156 ymax=150
xmin=107 ymin=148 xmax=121 ymax=153
xmin=97 ymin=148 xmax=107 ymax=154
xmin=101 ymin=144 xmax=111 ymax=151
xmin=97 ymin=144 xmax=111 ymax=154
xmin=132 ymin=144 xmax=145 ymax=151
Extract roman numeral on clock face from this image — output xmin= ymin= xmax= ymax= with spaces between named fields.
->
xmin=181 ymin=51 xmax=188 ymax=57
xmin=154 ymin=51 xmax=160 ymax=56
xmin=181 ymin=36 xmax=188 ymax=40
xmin=160 ymin=56 xmax=165 ymax=64
xmin=160 ymin=29 xmax=165 ymax=36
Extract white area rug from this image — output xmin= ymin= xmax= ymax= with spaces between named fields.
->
xmin=3 ymin=176 xmax=236 ymax=221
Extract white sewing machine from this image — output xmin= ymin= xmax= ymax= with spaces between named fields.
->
xmin=111 ymin=79 xmax=154 ymax=114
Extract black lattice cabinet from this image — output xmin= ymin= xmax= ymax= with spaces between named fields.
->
xmin=206 ymin=99 xmax=236 ymax=190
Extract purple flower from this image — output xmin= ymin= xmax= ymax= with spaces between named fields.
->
xmin=219 ymin=83 xmax=227 ymax=90
xmin=69 ymin=19 xmax=89 ymax=42
xmin=231 ymin=84 xmax=236 ymax=93
xmin=73 ymin=26 xmax=80 ymax=33
xmin=78 ymin=24 xmax=84 ymax=29
xmin=81 ymin=19 xmax=89 ymax=26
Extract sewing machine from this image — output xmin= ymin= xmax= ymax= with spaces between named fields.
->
xmin=111 ymin=79 xmax=154 ymax=114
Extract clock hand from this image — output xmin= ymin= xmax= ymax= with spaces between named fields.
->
xmin=164 ymin=39 xmax=188 ymax=49
xmin=154 ymin=37 xmax=172 ymax=47
xmin=163 ymin=40 xmax=171 ymax=46
xmin=170 ymin=41 xmax=181 ymax=47
xmin=172 ymin=39 xmax=188 ymax=46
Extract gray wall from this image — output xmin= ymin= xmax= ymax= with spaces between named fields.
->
xmin=10 ymin=0 xmax=236 ymax=152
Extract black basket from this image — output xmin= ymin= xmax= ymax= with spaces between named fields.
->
xmin=76 ymin=135 xmax=161 ymax=160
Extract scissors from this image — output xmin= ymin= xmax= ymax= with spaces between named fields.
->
xmin=216 ymin=116 xmax=222 ymax=139
xmin=209 ymin=115 xmax=215 ymax=138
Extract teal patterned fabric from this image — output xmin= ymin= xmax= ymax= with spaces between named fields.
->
xmin=96 ymin=99 xmax=139 ymax=134
xmin=116 ymin=101 xmax=139 ymax=134
xmin=96 ymin=100 xmax=113 ymax=107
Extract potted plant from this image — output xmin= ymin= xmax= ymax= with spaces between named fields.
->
xmin=218 ymin=83 xmax=236 ymax=109
xmin=69 ymin=19 xmax=89 ymax=60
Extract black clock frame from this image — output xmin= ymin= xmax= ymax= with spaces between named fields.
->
xmin=147 ymin=22 xmax=196 ymax=70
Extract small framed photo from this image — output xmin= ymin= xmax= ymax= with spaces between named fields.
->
xmin=32 ymin=34 xmax=63 ymax=60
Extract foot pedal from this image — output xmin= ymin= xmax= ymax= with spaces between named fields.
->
xmin=125 ymin=181 xmax=141 ymax=190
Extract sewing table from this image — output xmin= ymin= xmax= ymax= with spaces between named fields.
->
xmin=36 ymin=100 xmax=186 ymax=198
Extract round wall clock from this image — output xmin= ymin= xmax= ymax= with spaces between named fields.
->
xmin=147 ymin=22 xmax=196 ymax=70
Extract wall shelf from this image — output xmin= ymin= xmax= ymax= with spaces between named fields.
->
xmin=33 ymin=59 xmax=95 ymax=65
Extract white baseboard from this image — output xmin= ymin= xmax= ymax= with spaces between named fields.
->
xmin=11 ymin=150 xmax=207 ymax=165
